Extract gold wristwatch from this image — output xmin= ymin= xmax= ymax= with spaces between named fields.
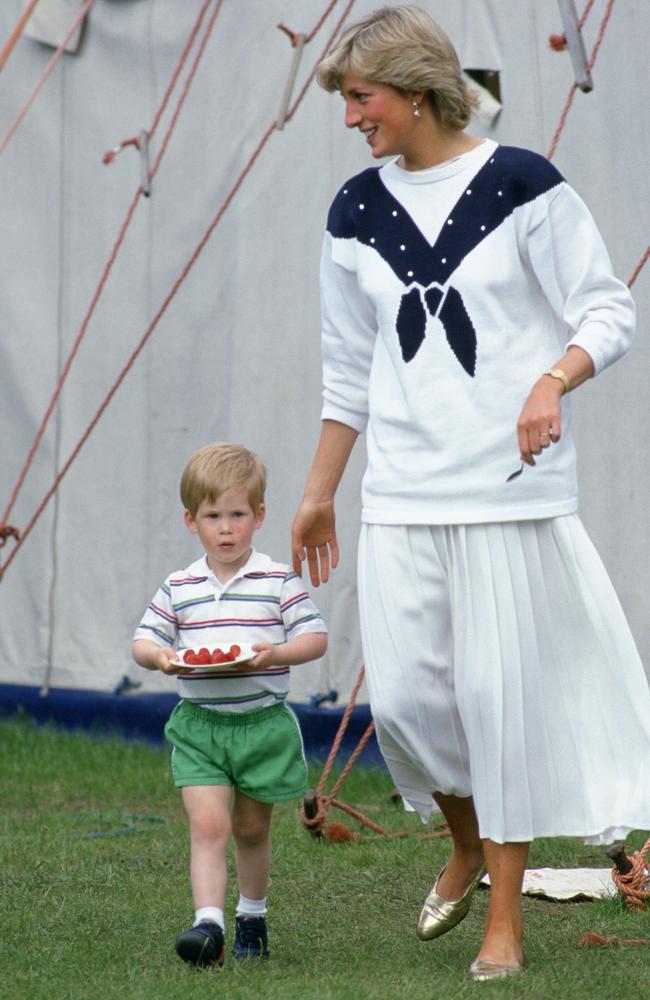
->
xmin=544 ymin=368 xmax=570 ymax=393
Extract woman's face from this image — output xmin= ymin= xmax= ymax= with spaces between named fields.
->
xmin=339 ymin=73 xmax=419 ymax=160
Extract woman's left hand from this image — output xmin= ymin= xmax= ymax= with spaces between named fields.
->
xmin=516 ymin=375 xmax=564 ymax=466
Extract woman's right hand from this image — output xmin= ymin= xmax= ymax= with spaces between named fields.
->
xmin=291 ymin=497 xmax=339 ymax=586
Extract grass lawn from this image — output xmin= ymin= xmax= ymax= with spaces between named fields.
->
xmin=1 ymin=713 xmax=649 ymax=999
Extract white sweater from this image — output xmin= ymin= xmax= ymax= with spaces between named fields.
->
xmin=320 ymin=140 xmax=634 ymax=524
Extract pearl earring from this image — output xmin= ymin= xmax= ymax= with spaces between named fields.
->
xmin=412 ymin=100 xmax=421 ymax=117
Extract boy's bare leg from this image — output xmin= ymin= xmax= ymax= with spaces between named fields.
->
xmin=231 ymin=789 xmax=274 ymax=900
xmin=432 ymin=792 xmax=485 ymax=898
xmin=182 ymin=785 xmax=232 ymax=909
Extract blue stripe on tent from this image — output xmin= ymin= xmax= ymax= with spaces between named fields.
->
xmin=0 ymin=684 xmax=383 ymax=766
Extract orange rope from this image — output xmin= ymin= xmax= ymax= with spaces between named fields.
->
xmin=0 ymin=0 xmax=94 ymax=157
xmin=610 ymin=836 xmax=650 ymax=912
xmin=547 ymin=0 xmax=616 ymax=160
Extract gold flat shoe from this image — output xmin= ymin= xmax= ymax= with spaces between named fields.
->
xmin=416 ymin=863 xmax=486 ymax=941
xmin=468 ymin=954 xmax=529 ymax=982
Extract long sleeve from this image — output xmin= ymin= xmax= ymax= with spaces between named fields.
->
xmin=523 ymin=184 xmax=635 ymax=375
xmin=320 ymin=231 xmax=377 ymax=433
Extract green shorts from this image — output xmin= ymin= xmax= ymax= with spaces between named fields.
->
xmin=164 ymin=700 xmax=308 ymax=803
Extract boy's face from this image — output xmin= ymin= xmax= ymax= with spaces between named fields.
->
xmin=184 ymin=490 xmax=265 ymax=580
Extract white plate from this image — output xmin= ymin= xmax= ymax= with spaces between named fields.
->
xmin=172 ymin=642 xmax=256 ymax=670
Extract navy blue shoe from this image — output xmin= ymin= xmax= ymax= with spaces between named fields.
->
xmin=232 ymin=915 xmax=269 ymax=959
xmin=175 ymin=920 xmax=225 ymax=968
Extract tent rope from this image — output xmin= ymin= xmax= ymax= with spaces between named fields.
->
xmin=300 ymin=665 xmax=452 ymax=843
xmin=0 ymin=0 xmax=95 ymax=158
xmin=628 ymin=245 xmax=650 ymax=289
xmin=547 ymin=0 xmax=616 ymax=160
xmin=0 ymin=0 xmax=359 ymax=582
xmin=0 ymin=0 xmax=221 ymax=547
xmin=579 ymin=932 xmax=650 ymax=947
xmin=300 ymin=665 xmax=388 ymax=837
xmin=0 ymin=0 xmax=43 ymax=72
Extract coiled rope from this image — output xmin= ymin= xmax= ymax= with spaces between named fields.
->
xmin=609 ymin=836 xmax=650 ymax=913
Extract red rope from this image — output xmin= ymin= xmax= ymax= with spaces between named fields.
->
xmin=316 ymin=665 xmax=367 ymax=800
xmin=0 ymin=0 xmax=358 ymax=578
xmin=0 ymin=0 xmax=95 ymax=157
xmin=297 ymin=663 xmax=418 ymax=841
xmin=580 ymin=932 xmax=650 ymax=947
xmin=547 ymin=0 xmax=616 ymax=160
xmin=149 ymin=0 xmax=224 ymax=181
xmin=278 ymin=0 xmax=343 ymax=48
xmin=628 ymin=245 xmax=650 ymax=289
xmin=0 ymin=0 xmax=218 ymax=535
xmin=284 ymin=0 xmax=358 ymax=126
xmin=0 ymin=0 xmax=43 ymax=71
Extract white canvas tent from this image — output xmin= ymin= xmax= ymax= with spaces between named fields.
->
xmin=0 ymin=0 xmax=648 ymax=712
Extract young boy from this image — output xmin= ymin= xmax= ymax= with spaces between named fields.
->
xmin=132 ymin=442 xmax=327 ymax=968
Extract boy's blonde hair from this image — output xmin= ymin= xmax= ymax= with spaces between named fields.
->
xmin=317 ymin=4 xmax=477 ymax=130
xmin=180 ymin=443 xmax=267 ymax=517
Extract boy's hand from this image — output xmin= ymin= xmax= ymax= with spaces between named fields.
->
xmin=133 ymin=640 xmax=192 ymax=675
xmin=238 ymin=634 xmax=327 ymax=670
xmin=156 ymin=647 xmax=194 ymax=675
xmin=236 ymin=643 xmax=277 ymax=671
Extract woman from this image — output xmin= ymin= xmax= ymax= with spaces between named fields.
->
xmin=291 ymin=4 xmax=650 ymax=982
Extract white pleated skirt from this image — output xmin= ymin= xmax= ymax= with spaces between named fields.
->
xmin=357 ymin=516 xmax=650 ymax=845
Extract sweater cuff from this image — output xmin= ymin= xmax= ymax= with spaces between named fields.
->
xmin=567 ymin=319 xmax=633 ymax=377
xmin=321 ymin=400 xmax=368 ymax=434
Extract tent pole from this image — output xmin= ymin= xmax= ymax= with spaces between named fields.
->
xmin=557 ymin=0 xmax=594 ymax=92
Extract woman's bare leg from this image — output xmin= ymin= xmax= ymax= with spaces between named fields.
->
xmin=475 ymin=839 xmax=528 ymax=964
xmin=432 ymin=792 xmax=485 ymax=898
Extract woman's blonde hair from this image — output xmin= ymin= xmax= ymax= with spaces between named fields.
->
xmin=180 ymin=442 xmax=267 ymax=516
xmin=317 ymin=4 xmax=477 ymax=130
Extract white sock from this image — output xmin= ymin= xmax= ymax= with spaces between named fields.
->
xmin=236 ymin=894 xmax=267 ymax=918
xmin=194 ymin=906 xmax=225 ymax=929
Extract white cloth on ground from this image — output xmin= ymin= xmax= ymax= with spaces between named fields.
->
xmin=480 ymin=868 xmax=617 ymax=901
